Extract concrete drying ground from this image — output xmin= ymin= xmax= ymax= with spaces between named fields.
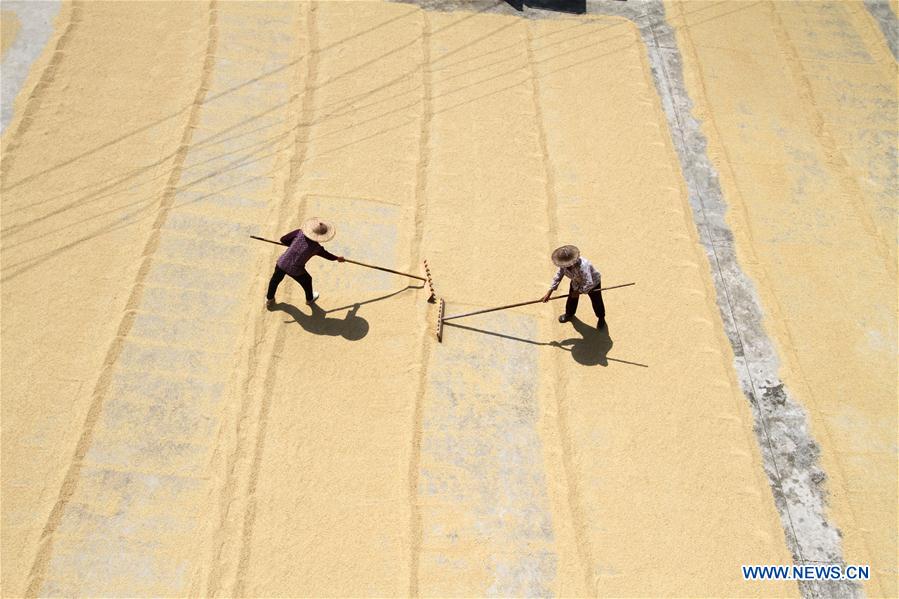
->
xmin=1 ymin=1 xmax=896 ymax=597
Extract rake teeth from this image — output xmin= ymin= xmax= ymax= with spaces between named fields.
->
xmin=436 ymin=298 xmax=445 ymax=343
xmin=424 ymin=259 xmax=437 ymax=303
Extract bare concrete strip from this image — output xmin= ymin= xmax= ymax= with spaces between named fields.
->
xmin=0 ymin=1 xmax=61 ymax=132
xmin=585 ymin=1 xmax=858 ymax=597
xmin=863 ymin=0 xmax=899 ymax=60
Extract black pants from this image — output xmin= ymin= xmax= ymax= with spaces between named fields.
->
xmin=267 ymin=265 xmax=314 ymax=301
xmin=565 ymin=281 xmax=605 ymax=320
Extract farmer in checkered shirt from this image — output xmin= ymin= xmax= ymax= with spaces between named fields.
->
xmin=541 ymin=245 xmax=606 ymax=329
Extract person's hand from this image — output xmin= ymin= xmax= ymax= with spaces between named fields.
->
xmin=337 ymin=256 xmax=345 ymax=263
xmin=541 ymin=290 xmax=552 ymax=303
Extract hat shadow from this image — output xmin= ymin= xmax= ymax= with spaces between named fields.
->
xmin=273 ymin=301 xmax=369 ymax=341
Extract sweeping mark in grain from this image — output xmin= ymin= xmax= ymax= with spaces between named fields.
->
xmin=22 ymin=2 xmax=219 ymax=596
xmin=232 ymin=4 xmax=320 ymax=595
xmin=524 ymin=19 xmax=596 ymax=595
xmin=408 ymin=8 xmax=432 ymax=596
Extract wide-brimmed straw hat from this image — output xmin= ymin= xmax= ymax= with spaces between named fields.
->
xmin=302 ymin=217 xmax=336 ymax=243
xmin=552 ymin=245 xmax=580 ymax=267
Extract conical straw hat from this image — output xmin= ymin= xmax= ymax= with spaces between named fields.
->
xmin=302 ymin=217 xmax=336 ymax=243
xmin=551 ymin=245 xmax=580 ymax=267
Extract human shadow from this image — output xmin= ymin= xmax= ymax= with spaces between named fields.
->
xmin=273 ymin=301 xmax=369 ymax=341
xmin=556 ymin=316 xmax=613 ymax=366
xmin=443 ymin=316 xmax=648 ymax=368
xmin=270 ymin=284 xmax=422 ymax=340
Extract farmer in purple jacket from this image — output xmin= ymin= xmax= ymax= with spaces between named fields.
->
xmin=266 ymin=217 xmax=345 ymax=309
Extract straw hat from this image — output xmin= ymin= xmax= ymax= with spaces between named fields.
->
xmin=552 ymin=245 xmax=580 ymax=267
xmin=301 ymin=217 xmax=336 ymax=243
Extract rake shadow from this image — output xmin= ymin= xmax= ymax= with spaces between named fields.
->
xmin=323 ymin=283 xmax=422 ymax=314
xmin=444 ymin=316 xmax=648 ymax=368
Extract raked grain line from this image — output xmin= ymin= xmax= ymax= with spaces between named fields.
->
xmin=767 ymin=1 xmax=893 ymax=271
xmin=21 ymin=2 xmax=220 ymax=596
xmin=524 ymin=19 xmax=596 ymax=597
xmin=200 ymin=16 xmax=308 ymax=599
xmin=229 ymin=4 xmax=321 ymax=596
xmin=307 ymin=21 xmax=650 ymax=171
xmin=670 ymin=0 xmax=805 ymax=525
xmin=199 ymin=142 xmax=298 ymax=595
xmin=201 ymin=260 xmax=274 ymax=594
xmin=629 ymin=2 xmax=856 ymax=596
xmin=0 ymin=2 xmax=81 ymax=182
xmin=315 ymin=17 xmax=533 ymax=125
xmin=0 ymin=113 xmax=303 ymax=282
xmin=0 ymin=148 xmax=175 ymax=236
xmin=407 ymin=9 xmax=432 ymax=597
xmin=766 ymin=0 xmax=885 ymax=586
xmin=2 ymin=131 xmax=288 ymax=242
xmin=658 ymin=0 xmax=813 ymax=566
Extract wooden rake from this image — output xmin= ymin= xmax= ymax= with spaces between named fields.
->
xmin=435 ymin=282 xmax=636 ymax=342
xmin=250 ymin=235 xmax=437 ymax=303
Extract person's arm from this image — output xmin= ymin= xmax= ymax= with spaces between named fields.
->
xmin=580 ymin=260 xmax=596 ymax=291
xmin=318 ymin=246 xmax=345 ymax=262
xmin=550 ymin=267 xmax=564 ymax=291
xmin=542 ymin=268 xmax=564 ymax=302
xmin=589 ymin=263 xmax=601 ymax=289
xmin=280 ymin=229 xmax=300 ymax=245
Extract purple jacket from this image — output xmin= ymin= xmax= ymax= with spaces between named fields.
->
xmin=276 ymin=229 xmax=338 ymax=277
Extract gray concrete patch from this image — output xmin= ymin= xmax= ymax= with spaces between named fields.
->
xmin=395 ymin=0 xmax=523 ymax=16
xmin=1 ymin=1 xmax=61 ymax=133
xmin=419 ymin=311 xmax=556 ymax=596
xmin=44 ymin=468 xmax=201 ymax=596
xmin=140 ymin=285 xmax=241 ymax=323
xmin=863 ymin=0 xmax=899 ymax=60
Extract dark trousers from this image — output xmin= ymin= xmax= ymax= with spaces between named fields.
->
xmin=267 ymin=265 xmax=314 ymax=301
xmin=565 ymin=281 xmax=605 ymax=320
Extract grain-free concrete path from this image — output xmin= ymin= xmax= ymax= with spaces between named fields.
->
xmin=1 ymin=1 xmax=60 ymax=132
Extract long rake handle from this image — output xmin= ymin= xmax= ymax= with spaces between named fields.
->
xmin=250 ymin=235 xmax=426 ymax=282
xmin=343 ymin=258 xmax=426 ymax=282
xmin=250 ymin=234 xmax=288 ymax=247
xmin=441 ymin=282 xmax=636 ymax=322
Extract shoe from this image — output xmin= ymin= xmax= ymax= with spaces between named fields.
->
xmin=558 ymin=314 xmax=572 ymax=323
xmin=266 ymin=298 xmax=275 ymax=309
xmin=306 ymin=291 xmax=320 ymax=305
xmin=597 ymin=318 xmax=606 ymax=330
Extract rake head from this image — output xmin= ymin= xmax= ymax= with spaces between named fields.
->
xmin=436 ymin=298 xmax=445 ymax=343
xmin=423 ymin=259 xmax=437 ymax=303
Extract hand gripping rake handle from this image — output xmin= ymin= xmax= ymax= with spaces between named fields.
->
xmin=435 ymin=282 xmax=635 ymax=342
